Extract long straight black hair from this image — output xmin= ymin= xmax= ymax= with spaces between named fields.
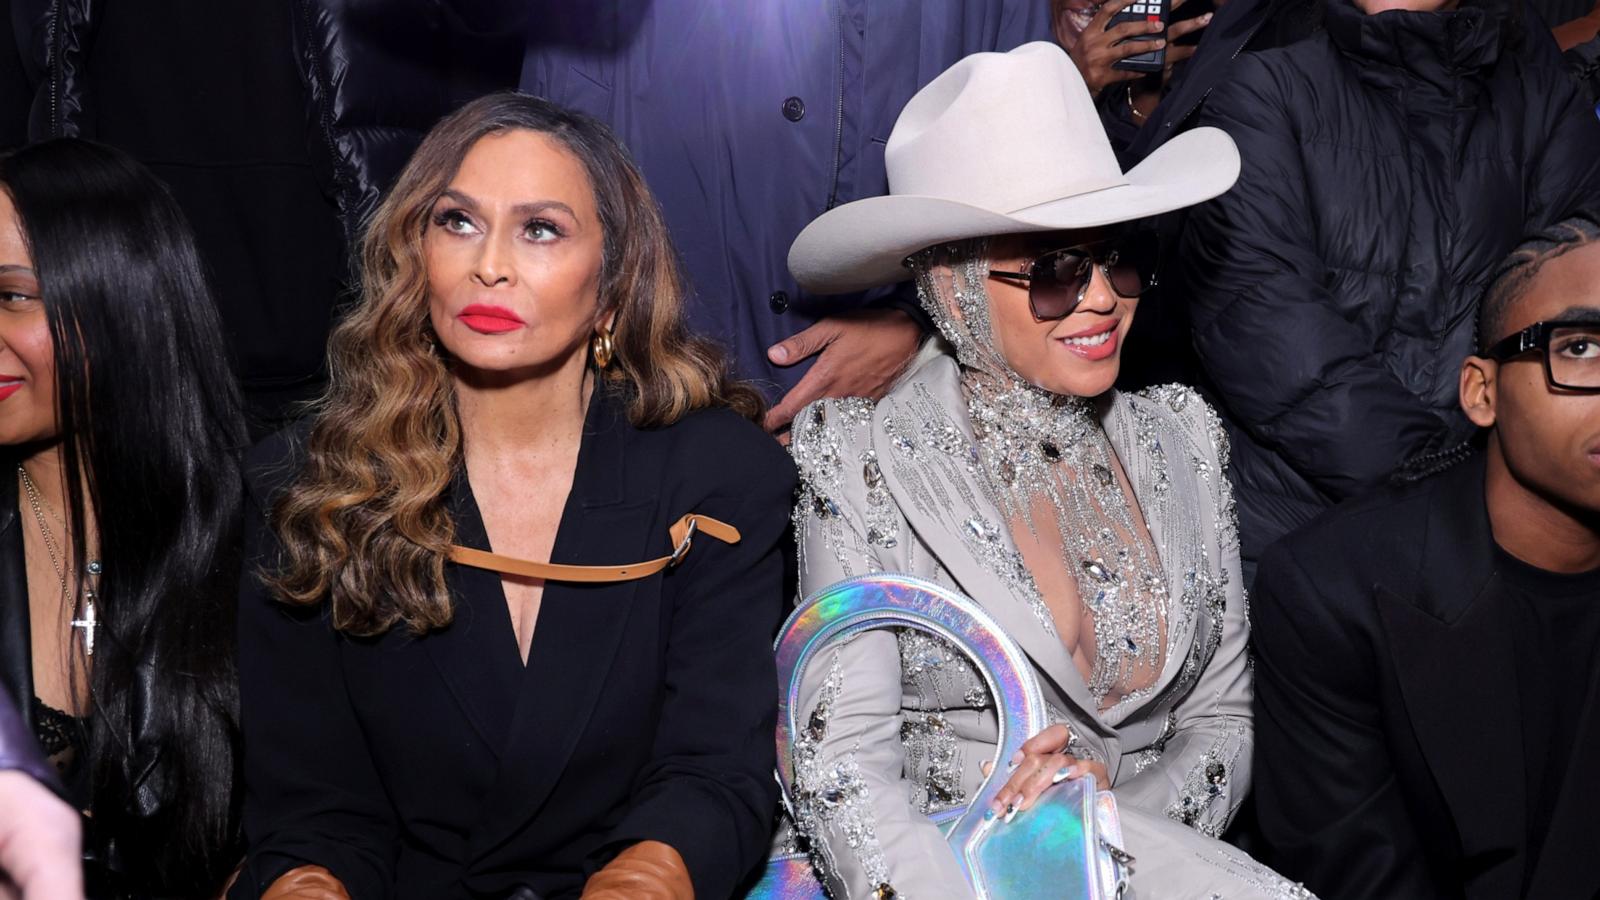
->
xmin=0 ymin=138 xmax=245 ymax=894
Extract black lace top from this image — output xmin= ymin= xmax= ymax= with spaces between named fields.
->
xmin=30 ymin=694 xmax=88 ymax=806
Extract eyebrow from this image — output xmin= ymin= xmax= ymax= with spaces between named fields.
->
xmin=0 ymin=264 xmax=35 ymax=275
xmin=437 ymin=189 xmax=577 ymax=220
xmin=1550 ymin=305 xmax=1600 ymax=323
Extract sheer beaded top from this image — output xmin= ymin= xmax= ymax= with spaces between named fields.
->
xmin=909 ymin=241 xmax=1169 ymax=709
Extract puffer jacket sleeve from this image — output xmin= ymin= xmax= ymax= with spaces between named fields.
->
xmin=1521 ymin=44 xmax=1600 ymax=227
xmin=1181 ymin=56 xmax=1458 ymax=503
xmin=786 ymin=399 xmax=976 ymax=900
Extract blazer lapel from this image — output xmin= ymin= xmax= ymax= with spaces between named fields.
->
xmin=423 ymin=475 xmax=527 ymax=756
xmin=1101 ymin=393 xmax=1207 ymax=713
xmin=1375 ymin=460 xmax=1527 ymax=898
xmin=874 ymin=360 xmax=1099 ymax=720
xmin=467 ymin=386 xmax=660 ymax=857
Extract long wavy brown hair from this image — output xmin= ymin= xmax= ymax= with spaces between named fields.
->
xmin=269 ymin=92 xmax=764 ymax=636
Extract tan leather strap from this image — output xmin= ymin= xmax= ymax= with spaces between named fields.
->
xmin=260 ymin=865 xmax=351 ymax=900
xmin=447 ymin=514 xmax=741 ymax=583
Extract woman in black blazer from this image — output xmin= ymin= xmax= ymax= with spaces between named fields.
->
xmin=232 ymin=93 xmax=795 ymax=900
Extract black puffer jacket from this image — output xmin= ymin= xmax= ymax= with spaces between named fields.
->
xmin=293 ymin=0 xmax=524 ymax=248
xmin=1181 ymin=0 xmax=1600 ymax=564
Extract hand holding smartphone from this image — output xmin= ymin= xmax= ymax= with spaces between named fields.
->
xmin=1108 ymin=0 xmax=1170 ymax=73
xmin=1058 ymin=0 xmax=1168 ymax=94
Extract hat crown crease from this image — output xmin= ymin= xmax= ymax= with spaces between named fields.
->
xmin=886 ymin=42 xmax=1126 ymax=213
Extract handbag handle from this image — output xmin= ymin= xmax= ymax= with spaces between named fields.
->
xmin=772 ymin=575 xmax=1048 ymax=889
xmin=447 ymin=514 xmax=740 ymax=583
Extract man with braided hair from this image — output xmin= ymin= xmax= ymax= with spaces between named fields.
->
xmin=1249 ymin=216 xmax=1600 ymax=900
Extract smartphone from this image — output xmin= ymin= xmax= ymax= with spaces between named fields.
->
xmin=1109 ymin=0 xmax=1169 ymax=73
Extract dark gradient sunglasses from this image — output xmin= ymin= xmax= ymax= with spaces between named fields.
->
xmin=988 ymin=234 xmax=1160 ymax=320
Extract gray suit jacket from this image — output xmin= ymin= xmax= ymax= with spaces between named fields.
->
xmin=784 ymin=353 xmax=1265 ymax=899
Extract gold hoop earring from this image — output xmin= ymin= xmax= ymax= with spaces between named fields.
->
xmin=592 ymin=324 xmax=615 ymax=369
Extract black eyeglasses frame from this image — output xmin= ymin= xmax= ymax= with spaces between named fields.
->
xmin=1483 ymin=318 xmax=1600 ymax=393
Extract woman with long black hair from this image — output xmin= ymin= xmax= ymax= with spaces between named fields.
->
xmin=0 ymin=138 xmax=247 ymax=897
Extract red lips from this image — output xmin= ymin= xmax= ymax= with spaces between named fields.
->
xmin=457 ymin=304 xmax=525 ymax=335
xmin=1057 ymin=319 xmax=1121 ymax=362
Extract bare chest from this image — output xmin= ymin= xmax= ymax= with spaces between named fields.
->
xmin=470 ymin=466 xmax=575 ymax=663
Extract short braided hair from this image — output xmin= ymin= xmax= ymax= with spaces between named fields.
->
xmin=1478 ymin=214 xmax=1600 ymax=352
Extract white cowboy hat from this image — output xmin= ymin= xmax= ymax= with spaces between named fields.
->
xmin=787 ymin=41 xmax=1241 ymax=294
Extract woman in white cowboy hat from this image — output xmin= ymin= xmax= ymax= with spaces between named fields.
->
xmin=780 ymin=41 xmax=1312 ymax=899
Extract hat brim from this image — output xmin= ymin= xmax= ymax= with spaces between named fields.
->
xmin=788 ymin=126 xmax=1241 ymax=295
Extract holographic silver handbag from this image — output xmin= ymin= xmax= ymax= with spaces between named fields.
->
xmin=747 ymin=574 xmax=1132 ymax=899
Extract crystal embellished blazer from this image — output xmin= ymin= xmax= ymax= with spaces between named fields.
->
xmin=783 ymin=352 xmax=1255 ymax=899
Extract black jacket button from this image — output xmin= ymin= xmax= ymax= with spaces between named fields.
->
xmin=782 ymin=97 xmax=806 ymax=122
xmin=769 ymin=290 xmax=789 ymax=313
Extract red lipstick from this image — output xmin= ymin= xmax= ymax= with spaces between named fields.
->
xmin=457 ymin=304 xmax=525 ymax=335
xmin=0 ymin=377 xmax=22 ymax=401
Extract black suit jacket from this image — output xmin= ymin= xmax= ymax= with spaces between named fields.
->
xmin=231 ymin=386 xmax=797 ymax=900
xmin=1250 ymin=454 xmax=1600 ymax=900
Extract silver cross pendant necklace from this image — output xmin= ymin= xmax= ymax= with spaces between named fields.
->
xmin=18 ymin=465 xmax=100 ymax=657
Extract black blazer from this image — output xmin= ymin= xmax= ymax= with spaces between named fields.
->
xmin=1250 ymin=454 xmax=1600 ymax=900
xmin=231 ymin=387 xmax=797 ymax=900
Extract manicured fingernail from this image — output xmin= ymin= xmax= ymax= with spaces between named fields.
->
xmin=1052 ymin=766 xmax=1072 ymax=784
xmin=1154 ymin=39 xmax=1166 ymax=47
xmin=1007 ymin=750 xmax=1023 ymax=769
xmin=768 ymin=345 xmax=789 ymax=363
xmin=1202 ymin=12 xmax=1214 ymax=20
xmin=1150 ymin=21 xmax=1164 ymax=29
xmin=1004 ymin=803 xmax=1018 ymax=824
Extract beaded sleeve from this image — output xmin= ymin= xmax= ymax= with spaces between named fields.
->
xmin=786 ymin=397 xmax=978 ymax=900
